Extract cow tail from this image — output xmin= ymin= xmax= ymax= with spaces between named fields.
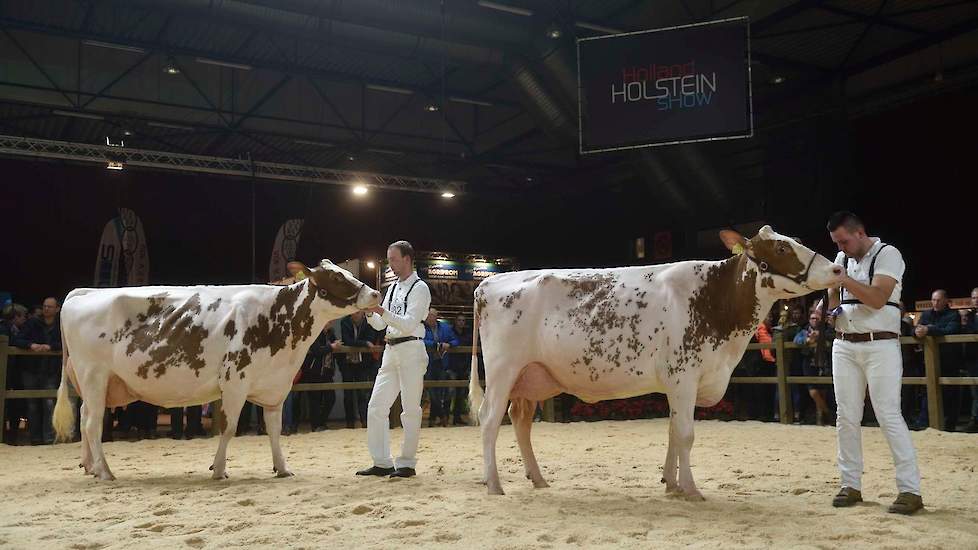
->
xmin=468 ymin=291 xmax=484 ymax=426
xmin=52 ymin=321 xmax=76 ymax=443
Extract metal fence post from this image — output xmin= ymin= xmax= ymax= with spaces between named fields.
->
xmin=922 ymin=336 xmax=943 ymax=430
xmin=775 ymin=332 xmax=793 ymax=424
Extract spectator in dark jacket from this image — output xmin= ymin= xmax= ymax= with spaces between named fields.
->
xmin=448 ymin=315 xmax=474 ymax=425
xmin=1 ymin=304 xmax=29 ymax=443
xmin=335 ymin=311 xmax=377 ymax=429
xmin=13 ymin=297 xmax=62 ymax=444
xmin=911 ymin=289 xmax=962 ymax=431
xmin=301 ymin=322 xmax=340 ymax=431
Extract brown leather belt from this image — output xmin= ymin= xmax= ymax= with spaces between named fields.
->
xmin=836 ymin=331 xmax=898 ymax=343
xmin=386 ymin=336 xmax=422 ymax=346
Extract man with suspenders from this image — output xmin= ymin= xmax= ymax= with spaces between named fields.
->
xmin=356 ymin=240 xmax=431 ymax=479
xmin=825 ymin=211 xmax=923 ymax=515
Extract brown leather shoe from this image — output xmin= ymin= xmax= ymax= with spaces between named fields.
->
xmin=832 ymin=487 xmax=863 ymax=507
xmin=888 ymin=492 xmax=923 ymax=515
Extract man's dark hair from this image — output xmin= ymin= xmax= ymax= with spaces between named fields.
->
xmin=826 ymin=211 xmax=864 ymax=232
xmin=388 ymin=240 xmax=415 ymax=262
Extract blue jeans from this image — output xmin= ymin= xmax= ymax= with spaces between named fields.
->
xmin=970 ymin=361 xmax=978 ymax=420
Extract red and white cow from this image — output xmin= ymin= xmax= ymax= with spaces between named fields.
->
xmin=52 ymin=260 xmax=379 ymax=480
xmin=468 ymin=225 xmax=844 ymax=497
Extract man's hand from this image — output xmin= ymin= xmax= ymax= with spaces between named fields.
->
xmin=439 ymin=342 xmax=451 ymax=354
xmin=366 ymin=306 xmax=385 ymax=316
xmin=29 ymin=344 xmax=50 ymax=352
xmin=365 ymin=341 xmax=375 ymax=349
xmin=331 ymin=341 xmax=343 ymax=351
xmin=914 ymin=325 xmax=929 ymax=338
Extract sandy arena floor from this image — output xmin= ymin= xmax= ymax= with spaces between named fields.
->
xmin=1 ymin=419 xmax=976 ymax=549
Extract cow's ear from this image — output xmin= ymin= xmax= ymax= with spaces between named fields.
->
xmin=320 ymin=258 xmax=333 ymax=267
xmin=719 ymin=229 xmax=748 ymax=255
xmin=302 ymin=266 xmax=318 ymax=286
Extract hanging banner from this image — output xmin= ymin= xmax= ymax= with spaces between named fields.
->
xmin=578 ymin=17 xmax=752 ymax=154
xmin=94 ymin=208 xmax=149 ymax=287
xmin=268 ymin=218 xmax=304 ymax=283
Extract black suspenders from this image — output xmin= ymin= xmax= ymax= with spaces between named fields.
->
xmin=841 ymin=244 xmax=900 ymax=309
xmin=383 ymin=278 xmax=423 ymax=318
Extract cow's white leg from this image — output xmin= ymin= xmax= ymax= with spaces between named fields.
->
xmin=509 ymin=398 xmax=548 ymax=489
xmin=669 ymin=387 xmax=703 ymax=501
xmin=80 ymin=376 xmax=115 ymax=481
xmin=262 ymin=405 xmax=292 ymax=478
xmin=480 ymin=366 xmax=520 ymax=495
xmin=661 ymin=406 xmax=680 ymax=494
xmin=211 ymin=394 xmax=246 ymax=480
xmin=78 ymin=402 xmax=94 ymax=475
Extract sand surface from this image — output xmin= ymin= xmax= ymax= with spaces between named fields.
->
xmin=1 ymin=419 xmax=976 ymax=549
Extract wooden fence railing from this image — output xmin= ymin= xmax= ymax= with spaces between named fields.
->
xmin=2 ymin=333 xmax=975 ymax=442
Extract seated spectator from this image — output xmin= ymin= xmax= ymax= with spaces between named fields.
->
xmin=12 ymin=297 xmax=62 ymax=444
xmin=423 ymin=308 xmax=458 ymax=428
xmin=794 ymin=310 xmax=834 ymax=425
xmin=911 ymin=289 xmax=962 ymax=431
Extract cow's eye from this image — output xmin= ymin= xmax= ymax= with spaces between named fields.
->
xmin=318 ymin=288 xmax=328 ymax=298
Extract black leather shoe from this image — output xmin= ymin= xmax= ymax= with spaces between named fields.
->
xmin=390 ymin=467 xmax=416 ymax=478
xmin=356 ymin=465 xmax=395 ymax=476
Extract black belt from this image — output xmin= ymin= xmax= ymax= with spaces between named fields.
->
xmin=836 ymin=331 xmax=898 ymax=343
xmin=386 ymin=336 xmax=422 ymax=346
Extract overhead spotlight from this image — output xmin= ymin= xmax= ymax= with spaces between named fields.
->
xmin=122 ymin=129 xmax=133 ymax=136
xmin=546 ymin=24 xmax=562 ymax=39
xmin=352 ymin=184 xmax=368 ymax=196
xmin=163 ymin=57 xmax=180 ymax=75
xmin=424 ymin=103 xmax=440 ymax=112
xmin=525 ymin=176 xmax=534 ymax=182
xmin=771 ymin=75 xmax=785 ymax=84
xmin=441 ymin=192 xmax=456 ymax=199
xmin=346 ymin=152 xmax=357 ymax=161
xmin=366 ymin=261 xmax=376 ymax=269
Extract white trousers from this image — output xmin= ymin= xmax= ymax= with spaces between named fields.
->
xmin=367 ymin=340 xmax=427 ymax=469
xmin=832 ymin=339 xmax=921 ymax=495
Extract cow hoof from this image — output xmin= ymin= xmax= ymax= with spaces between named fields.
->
xmin=96 ymin=472 xmax=116 ymax=481
xmin=487 ymin=486 xmax=505 ymax=496
xmin=212 ymin=472 xmax=229 ymax=480
xmin=681 ymin=489 xmax=705 ymax=501
xmin=275 ymin=470 xmax=295 ymax=478
xmin=532 ymin=480 xmax=550 ymax=489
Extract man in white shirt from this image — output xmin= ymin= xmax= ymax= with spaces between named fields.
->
xmin=356 ymin=240 xmax=431 ymax=478
xmin=825 ymin=211 xmax=923 ymax=515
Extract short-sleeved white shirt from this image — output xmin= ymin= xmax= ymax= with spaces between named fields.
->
xmin=834 ymin=237 xmax=904 ymax=334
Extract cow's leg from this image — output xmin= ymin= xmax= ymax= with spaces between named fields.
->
xmin=661 ymin=406 xmax=680 ymax=494
xmin=509 ymin=398 xmax=548 ymax=488
xmin=78 ymin=402 xmax=94 ymax=475
xmin=480 ymin=366 xmax=520 ymax=496
xmin=80 ymin=375 xmax=114 ymax=481
xmin=211 ymin=393 xmax=246 ymax=480
xmin=262 ymin=404 xmax=292 ymax=478
xmin=667 ymin=386 xmax=703 ymax=501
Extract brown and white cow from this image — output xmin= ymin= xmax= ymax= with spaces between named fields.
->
xmin=52 ymin=260 xmax=379 ymax=481
xmin=468 ymin=225 xmax=844 ymax=497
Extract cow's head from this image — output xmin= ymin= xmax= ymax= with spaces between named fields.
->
xmin=302 ymin=260 xmax=381 ymax=311
xmin=720 ymin=225 xmax=843 ymax=296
